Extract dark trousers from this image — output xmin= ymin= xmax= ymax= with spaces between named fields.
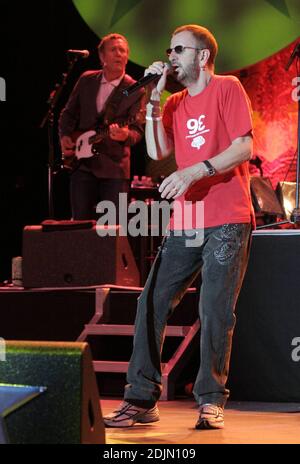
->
xmin=124 ymin=223 xmax=252 ymax=408
xmin=70 ymin=169 xmax=129 ymax=220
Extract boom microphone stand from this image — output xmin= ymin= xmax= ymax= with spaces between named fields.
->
xmin=40 ymin=53 xmax=83 ymax=218
xmin=257 ymin=42 xmax=300 ymax=229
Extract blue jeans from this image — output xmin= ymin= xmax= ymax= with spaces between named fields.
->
xmin=124 ymin=223 xmax=252 ymax=408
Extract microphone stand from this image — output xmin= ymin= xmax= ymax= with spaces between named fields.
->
xmin=257 ymin=43 xmax=300 ymax=229
xmin=40 ymin=55 xmax=79 ymax=218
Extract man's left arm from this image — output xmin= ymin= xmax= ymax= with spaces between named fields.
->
xmin=159 ymin=133 xmax=253 ymax=199
xmin=203 ymin=133 xmax=253 ymax=174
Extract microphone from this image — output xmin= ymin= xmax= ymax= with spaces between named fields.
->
xmin=285 ymin=42 xmax=300 ymax=71
xmin=66 ymin=49 xmax=90 ymax=59
xmin=123 ymin=63 xmax=172 ymax=96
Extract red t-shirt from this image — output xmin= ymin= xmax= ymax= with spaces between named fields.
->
xmin=162 ymin=74 xmax=254 ymax=229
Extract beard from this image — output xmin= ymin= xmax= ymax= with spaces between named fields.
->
xmin=176 ymin=54 xmax=200 ymax=85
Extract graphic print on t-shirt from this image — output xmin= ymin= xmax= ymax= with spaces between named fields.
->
xmin=185 ymin=114 xmax=210 ymax=150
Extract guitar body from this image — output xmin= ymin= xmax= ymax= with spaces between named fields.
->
xmin=75 ymin=130 xmax=99 ymax=159
xmin=62 ymin=112 xmax=144 ymax=171
xmin=63 ymin=130 xmax=103 ymax=170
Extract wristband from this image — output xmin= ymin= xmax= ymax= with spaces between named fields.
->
xmin=145 ymin=116 xmax=162 ymax=121
xmin=203 ymin=160 xmax=216 ymax=176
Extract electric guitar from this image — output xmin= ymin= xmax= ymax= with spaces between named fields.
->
xmin=63 ymin=112 xmax=144 ymax=170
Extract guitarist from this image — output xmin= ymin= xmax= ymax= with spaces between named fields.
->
xmin=58 ymin=33 xmax=145 ymax=220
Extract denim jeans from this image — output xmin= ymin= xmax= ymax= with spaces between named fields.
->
xmin=124 ymin=223 xmax=252 ymax=408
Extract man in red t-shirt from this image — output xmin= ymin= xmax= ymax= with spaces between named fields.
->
xmin=104 ymin=25 xmax=253 ymax=430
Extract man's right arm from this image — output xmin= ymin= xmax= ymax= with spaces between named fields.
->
xmin=144 ymin=62 xmax=174 ymax=160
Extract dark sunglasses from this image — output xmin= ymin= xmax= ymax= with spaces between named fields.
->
xmin=166 ymin=45 xmax=203 ymax=57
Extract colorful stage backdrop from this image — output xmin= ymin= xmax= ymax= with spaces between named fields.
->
xmin=0 ymin=0 xmax=299 ymax=281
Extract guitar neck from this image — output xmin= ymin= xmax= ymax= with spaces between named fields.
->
xmin=90 ymin=118 xmax=133 ymax=145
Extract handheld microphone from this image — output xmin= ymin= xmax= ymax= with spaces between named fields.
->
xmin=285 ymin=42 xmax=300 ymax=71
xmin=66 ymin=49 xmax=90 ymax=59
xmin=123 ymin=63 xmax=172 ymax=96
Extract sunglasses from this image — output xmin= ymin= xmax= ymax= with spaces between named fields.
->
xmin=166 ymin=45 xmax=203 ymax=57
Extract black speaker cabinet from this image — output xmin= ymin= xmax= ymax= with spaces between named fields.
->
xmin=0 ymin=341 xmax=105 ymax=444
xmin=22 ymin=225 xmax=140 ymax=288
xmin=229 ymin=230 xmax=300 ymax=402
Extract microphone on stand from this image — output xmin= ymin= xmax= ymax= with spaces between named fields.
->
xmin=66 ymin=49 xmax=90 ymax=59
xmin=123 ymin=63 xmax=172 ymax=96
xmin=285 ymin=42 xmax=300 ymax=71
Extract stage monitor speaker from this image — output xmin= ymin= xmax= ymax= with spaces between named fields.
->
xmin=0 ymin=341 xmax=105 ymax=444
xmin=276 ymin=181 xmax=296 ymax=220
xmin=250 ymin=176 xmax=285 ymax=217
xmin=22 ymin=224 xmax=140 ymax=288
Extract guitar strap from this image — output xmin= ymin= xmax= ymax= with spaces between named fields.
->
xmin=97 ymin=75 xmax=129 ymax=126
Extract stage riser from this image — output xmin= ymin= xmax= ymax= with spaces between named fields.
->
xmin=0 ymin=290 xmax=95 ymax=341
xmin=1 ymin=232 xmax=300 ymax=402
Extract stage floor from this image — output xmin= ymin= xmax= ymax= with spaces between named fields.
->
xmin=101 ymin=398 xmax=300 ymax=444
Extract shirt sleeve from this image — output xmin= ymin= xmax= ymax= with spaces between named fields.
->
xmin=221 ymin=77 xmax=253 ymax=142
xmin=162 ymin=95 xmax=176 ymax=145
